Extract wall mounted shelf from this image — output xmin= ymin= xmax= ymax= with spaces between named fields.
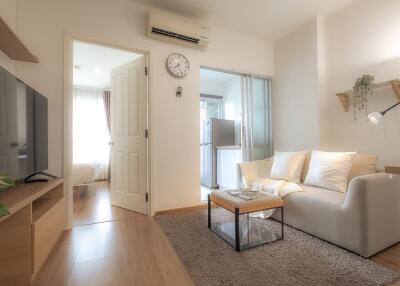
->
xmin=336 ymin=79 xmax=400 ymax=112
xmin=0 ymin=16 xmax=39 ymax=63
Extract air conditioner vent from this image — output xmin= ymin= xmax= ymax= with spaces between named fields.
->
xmin=147 ymin=11 xmax=209 ymax=50
xmin=151 ymin=27 xmax=200 ymax=44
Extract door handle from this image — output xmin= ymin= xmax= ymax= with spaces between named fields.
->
xmin=108 ymin=142 xmax=114 ymax=146
xmin=10 ymin=142 xmax=18 ymax=147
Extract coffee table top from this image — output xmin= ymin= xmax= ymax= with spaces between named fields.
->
xmin=210 ymin=190 xmax=283 ymax=214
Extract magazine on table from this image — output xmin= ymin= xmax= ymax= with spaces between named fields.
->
xmin=226 ymin=189 xmax=267 ymax=201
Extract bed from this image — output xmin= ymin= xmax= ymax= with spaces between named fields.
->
xmin=72 ymin=163 xmax=97 ymax=199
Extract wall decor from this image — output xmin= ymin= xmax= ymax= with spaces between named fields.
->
xmin=166 ymin=53 xmax=190 ymax=78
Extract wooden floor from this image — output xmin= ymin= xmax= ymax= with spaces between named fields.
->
xmin=372 ymin=243 xmax=400 ymax=273
xmin=32 ymin=184 xmax=400 ymax=285
xmin=33 ymin=213 xmax=194 ymax=286
xmin=73 ymin=181 xmax=137 ymax=226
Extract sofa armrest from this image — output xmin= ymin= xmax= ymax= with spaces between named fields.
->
xmin=236 ymin=158 xmax=273 ymax=188
xmin=341 ymin=173 xmax=400 ymax=257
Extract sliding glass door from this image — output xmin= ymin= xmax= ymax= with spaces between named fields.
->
xmin=199 ymin=67 xmax=272 ymax=196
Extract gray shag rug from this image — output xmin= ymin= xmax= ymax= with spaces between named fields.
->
xmin=156 ymin=208 xmax=400 ymax=286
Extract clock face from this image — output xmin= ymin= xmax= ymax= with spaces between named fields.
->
xmin=166 ymin=53 xmax=190 ymax=78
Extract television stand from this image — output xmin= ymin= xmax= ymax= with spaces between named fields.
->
xmin=24 ymin=171 xmax=58 ymax=183
xmin=0 ymin=179 xmax=65 ymax=284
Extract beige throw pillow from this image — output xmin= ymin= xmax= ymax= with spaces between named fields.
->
xmin=304 ymin=150 xmax=357 ymax=193
xmin=270 ymin=151 xmax=306 ymax=183
xmin=348 ymin=154 xmax=377 ymax=183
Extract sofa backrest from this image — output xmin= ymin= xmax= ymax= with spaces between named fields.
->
xmin=300 ymin=152 xmax=377 ymax=184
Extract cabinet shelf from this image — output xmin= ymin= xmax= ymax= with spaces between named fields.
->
xmin=32 ymin=197 xmax=63 ymax=223
xmin=336 ymin=79 xmax=400 ymax=112
xmin=0 ymin=16 xmax=38 ymax=63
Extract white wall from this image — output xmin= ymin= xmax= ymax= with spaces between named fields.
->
xmin=8 ymin=0 xmax=274 ymax=212
xmin=322 ymin=0 xmax=400 ymax=168
xmin=274 ymin=0 xmax=400 ymax=169
xmin=273 ymin=18 xmax=320 ymax=151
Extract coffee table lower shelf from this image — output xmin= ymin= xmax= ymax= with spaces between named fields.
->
xmin=208 ymin=194 xmax=284 ymax=252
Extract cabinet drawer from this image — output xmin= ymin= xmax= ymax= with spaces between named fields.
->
xmin=32 ymin=197 xmax=65 ymax=276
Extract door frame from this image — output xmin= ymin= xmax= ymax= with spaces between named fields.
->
xmin=63 ymin=33 xmax=151 ymax=229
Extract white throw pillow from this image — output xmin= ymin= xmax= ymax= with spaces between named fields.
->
xmin=304 ymin=150 xmax=357 ymax=193
xmin=270 ymin=151 xmax=306 ymax=183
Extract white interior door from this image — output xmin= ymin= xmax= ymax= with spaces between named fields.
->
xmin=110 ymin=56 xmax=148 ymax=214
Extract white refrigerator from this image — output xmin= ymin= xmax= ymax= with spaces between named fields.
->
xmin=201 ymin=118 xmax=235 ymax=188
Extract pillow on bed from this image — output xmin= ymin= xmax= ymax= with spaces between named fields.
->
xmin=270 ymin=151 xmax=306 ymax=183
xmin=304 ymin=150 xmax=357 ymax=193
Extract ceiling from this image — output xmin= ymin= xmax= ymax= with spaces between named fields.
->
xmin=73 ymin=41 xmax=142 ymax=89
xmin=131 ymin=0 xmax=354 ymax=41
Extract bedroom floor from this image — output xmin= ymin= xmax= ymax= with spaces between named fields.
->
xmin=73 ymin=181 xmax=138 ymax=226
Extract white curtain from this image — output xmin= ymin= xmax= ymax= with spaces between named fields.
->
xmin=73 ymin=87 xmax=110 ymax=180
xmin=241 ymin=75 xmax=273 ymax=162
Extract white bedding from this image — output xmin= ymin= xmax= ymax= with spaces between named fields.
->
xmin=72 ymin=163 xmax=97 ymax=185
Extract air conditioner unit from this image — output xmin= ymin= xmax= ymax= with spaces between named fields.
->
xmin=147 ymin=11 xmax=209 ymax=50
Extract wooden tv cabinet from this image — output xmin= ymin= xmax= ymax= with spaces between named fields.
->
xmin=0 ymin=179 xmax=65 ymax=285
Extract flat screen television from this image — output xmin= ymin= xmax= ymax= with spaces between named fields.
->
xmin=0 ymin=65 xmax=50 ymax=182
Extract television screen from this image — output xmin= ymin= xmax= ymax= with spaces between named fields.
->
xmin=0 ymin=65 xmax=48 ymax=180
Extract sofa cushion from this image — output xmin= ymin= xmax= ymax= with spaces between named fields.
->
xmin=289 ymin=184 xmax=346 ymax=207
xmin=239 ymin=158 xmax=273 ymax=188
xmin=302 ymin=152 xmax=377 ymax=185
xmin=348 ymin=154 xmax=377 ymax=182
xmin=270 ymin=151 xmax=306 ymax=183
xmin=304 ymin=151 xmax=356 ymax=193
xmin=300 ymin=151 xmax=312 ymax=183
xmin=272 ymin=184 xmax=346 ymax=244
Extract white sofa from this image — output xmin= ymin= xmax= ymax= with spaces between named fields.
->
xmin=238 ymin=154 xmax=400 ymax=258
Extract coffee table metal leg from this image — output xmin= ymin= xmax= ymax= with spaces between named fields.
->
xmin=281 ymin=207 xmax=284 ymax=240
xmin=247 ymin=213 xmax=250 ymax=245
xmin=235 ymin=208 xmax=240 ymax=251
xmin=208 ymin=195 xmax=211 ymax=229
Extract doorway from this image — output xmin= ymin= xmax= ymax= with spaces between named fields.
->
xmin=199 ymin=67 xmax=272 ymax=200
xmin=71 ymin=40 xmax=148 ymax=226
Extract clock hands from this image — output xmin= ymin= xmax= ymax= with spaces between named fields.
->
xmin=173 ymin=63 xmax=183 ymax=74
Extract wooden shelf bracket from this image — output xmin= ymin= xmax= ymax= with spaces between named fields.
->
xmin=336 ymin=79 xmax=400 ymax=112
xmin=0 ymin=16 xmax=39 ymax=63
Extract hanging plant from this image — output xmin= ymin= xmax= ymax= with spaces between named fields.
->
xmin=352 ymin=74 xmax=375 ymax=120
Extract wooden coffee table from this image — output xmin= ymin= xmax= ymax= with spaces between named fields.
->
xmin=208 ymin=190 xmax=284 ymax=251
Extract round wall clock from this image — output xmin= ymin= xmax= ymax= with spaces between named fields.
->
xmin=166 ymin=53 xmax=190 ymax=78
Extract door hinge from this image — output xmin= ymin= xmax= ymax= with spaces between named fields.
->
xmin=145 ymin=129 xmax=149 ymax=138
xmin=145 ymin=193 xmax=149 ymax=202
xmin=145 ymin=66 xmax=148 ymax=76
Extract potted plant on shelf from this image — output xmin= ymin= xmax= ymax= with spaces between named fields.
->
xmin=352 ymin=74 xmax=375 ymax=120
xmin=0 ymin=172 xmax=15 ymax=217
